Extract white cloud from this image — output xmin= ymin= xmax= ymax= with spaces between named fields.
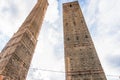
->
xmin=27 ymin=0 xmax=65 ymax=80
xmin=45 ymin=0 xmax=59 ymax=23
xmin=0 ymin=0 xmax=37 ymax=37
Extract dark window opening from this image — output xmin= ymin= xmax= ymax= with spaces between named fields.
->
xmin=70 ymin=58 xmax=73 ymax=60
xmin=73 ymin=21 xmax=76 ymax=25
xmin=85 ymin=35 xmax=88 ymax=38
xmin=70 ymin=4 xmax=72 ymax=7
xmin=67 ymin=37 xmax=70 ymax=41
xmin=91 ymin=57 xmax=94 ymax=59
xmin=66 ymin=23 xmax=68 ymax=26
xmin=76 ymin=36 xmax=79 ymax=40
xmin=81 ymin=20 xmax=83 ymax=23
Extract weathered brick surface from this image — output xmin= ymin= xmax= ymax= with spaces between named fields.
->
xmin=0 ymin=0 xmax=48 ymax=80
xmin=63 ymin=1 xmax=107 ymax=80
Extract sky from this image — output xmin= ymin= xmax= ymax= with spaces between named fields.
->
xmin=0 ymin=0 xmax=120 ymax=80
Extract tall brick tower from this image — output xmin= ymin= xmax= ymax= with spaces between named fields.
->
xmin=63 ymin=1 xmax=107 ymax=80
xmin=0 ymin=0 xmax=48 ymax=80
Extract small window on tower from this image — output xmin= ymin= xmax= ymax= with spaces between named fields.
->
xmin=91 ymin=56 xmax=94 ymax=59
xmin=73 ymin=21 xmax=76 ymax=26
xmin=81 ymin=20 xmax=83 ymax=23
xmin=66 ymin=23 xmax=68 ymax=26
xmin=67 ymin=37 xmax=70 ymax=41
xmin=70 ymin=4 xmax=72 ymax=7
xmin=85 ymin=35 xmax=88 ymax=38
xmin=76 ymin=36 xmax=79 ymax=40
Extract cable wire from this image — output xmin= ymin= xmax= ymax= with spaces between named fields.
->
xmin=30 ymin=67 xmax=120 ymax=78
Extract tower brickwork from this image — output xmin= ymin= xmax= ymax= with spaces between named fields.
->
xmin=0 ymin=0 xmax=48 ymax=80
xmin=63 ymin=1 xmax=107 ymax=80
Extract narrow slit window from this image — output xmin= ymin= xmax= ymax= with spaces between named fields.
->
xmin=76 ymin=36 xmax=79 ymax=40
xmin=81 ymin=20 xmax=83 ymax=23
xmin=66 ymin=23 xmax=68 ymax=26
xmin=67 ymin=37 xmax=70 ymax=41
xmin=73 ymin=21 xmax=76 ymax=26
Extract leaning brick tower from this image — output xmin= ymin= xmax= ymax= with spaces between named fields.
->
xmin=0 ymin=0 xmax=48 ymax=80
xmin=63 ymin=1 xmax=107 ymax=80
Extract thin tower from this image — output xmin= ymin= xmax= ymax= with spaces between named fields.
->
xmin=63 ymin=1 xmax=107 ymax=80
xmin=0 ymin=0 xmax=48 ymax=80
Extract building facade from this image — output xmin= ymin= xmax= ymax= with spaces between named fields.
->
xmin=0 ymin=0 xmax=48 ymax=80
xmin=63 ymin=1 xmax=107 ymax=80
